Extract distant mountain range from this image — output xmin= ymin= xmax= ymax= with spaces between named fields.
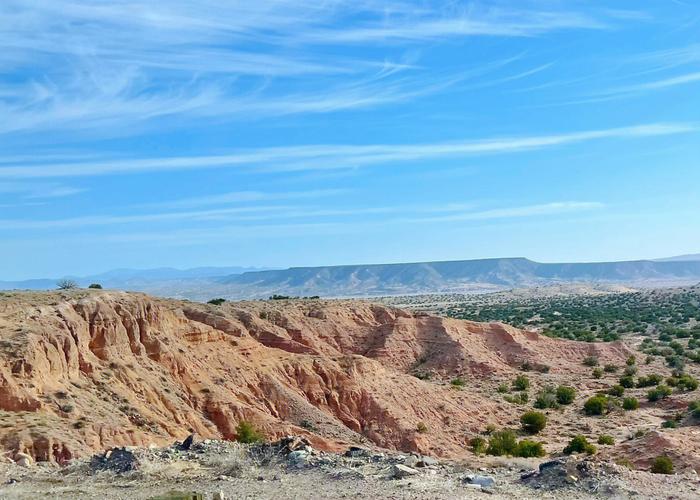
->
xmin=0 ymin=266 xmax=267 ymax=292
xmin=655 ymin=254 xmax=700 ymax=262
xmin=2 ymin=256 xmax=700 ymax=301
xmin=215 ymin=257 xmax=700 ymax=298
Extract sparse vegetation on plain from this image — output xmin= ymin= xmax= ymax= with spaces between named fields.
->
xmin=512 ymin=375 xmax=530 ymax=391
xmin=235 ymin=421 xmax=264 ymax=444
xmin=584 ymin=395 xmax=610 ymax=416
xmin=623 ymin=397 xmax=640 ymax=411
xmin=57 ymin=279 xmax=78 ymax=290
xmin=598 ymin=435 xmax=614 ymax=445
xmin=564 ymin=435 xmax=596 ymax=455
xmin=520 ymin=411 xmax=547 ymax=434
xmin=650 ymin=456 xmax=674 ymax=475
xmin=438 ymin=288 xmax=700 ymax=346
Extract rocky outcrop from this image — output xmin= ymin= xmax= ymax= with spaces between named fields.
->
xmin=0 ymin=291 xmax=632 ymax=462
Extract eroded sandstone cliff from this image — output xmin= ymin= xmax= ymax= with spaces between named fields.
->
xmin=0 ymin=291 xmax=631 ymax=462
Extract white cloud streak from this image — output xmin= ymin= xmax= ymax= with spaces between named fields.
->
xmin=148 ymin=189 xmax=348 ymax=210
xmin=0 ymin=199 xmax=602 ymax=232
xmin=599 ymin=71 xmax=700 ymax=97
xmin=0 ymin=122 xmax=693 ymax=179
xmin=0 ymin=181 xmax=85 ymax=199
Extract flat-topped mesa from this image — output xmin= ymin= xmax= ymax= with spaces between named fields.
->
xmin=0 ymin=291 xmax=631 ymax=462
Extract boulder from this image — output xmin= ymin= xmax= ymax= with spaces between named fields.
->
xmin=14 ymin=452 xmax=33 ymax=467
xmin=344 ymin=446 xmax=371 ymax=458
xmin=287 ymin=450 xmax=309 ymax=466
xmin=417 ymin=456 xmax=439 ymax=467
xmin=90 ymin=447 xmax=139 ymax=473
xmin=390 ymin=464 xmax=420 ymax=479
xmin=277 ymin=436 xmax=312 ymax=454
xmin=464 ymin=475 xmax=495 ymax=488
xmin=179 ymin=433 xmax=195 ymax=450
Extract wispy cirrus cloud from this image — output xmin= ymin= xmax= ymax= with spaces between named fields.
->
xmin=593 ymin=71 xmax=700 ymax=100
xmin=0 ymin=181 xmax=85 ymax=199
xmin=0 ymin=122 xmax=693 ymax=179
xmin=539 ymin=42 xmax=700 ymax=105
xmin=0 ymin=1 xmax=634 ymax=138
xmin=0 ymin=200 xmax=601 ymax=239
xmin=149 ymin=189 xmax=348 ymax=210
xmin=301 ymin=10 xmax=608 ymax=44
xmin=404 ymin=201 xmax=604 ymax=223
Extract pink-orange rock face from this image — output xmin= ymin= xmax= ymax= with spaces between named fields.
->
xmin=0 ymin=291 xmax=631 ymax=462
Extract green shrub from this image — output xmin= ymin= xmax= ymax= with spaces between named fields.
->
xmin=563 ymin=435 xmax=596 ymax=455
xmin=597 ymin=435 xmax=615 ymax=445
xmin=619 ymin=376 xmax=635 ymax=388
xmin=513 ymin=375 xmax=530 ymax=391
xmin=650 ymin=456 xmax=674 ymax=474
xmin=556 ymin=386 xmax=576 ymax=405
xmin=688 ymin=401 xmax=700 ymax=418
xmin=608 ymin=385 xmax=625 ymax=397
xmin=235 ymin=421 xmax=264 ymax=443
xmin=637 ymin=374 xmax=663 ymax=387
xmin=583 ymin=356 xmax=599 ymax=367
xmin=486 ymin=430 xmax=518 ymax=456
xmin=504 ymin=392 xmax=529 ymax=405
xmin=623 ymin=365 xmax=638 ymax=376
xmin=450 ymin=377 xmax=466 ymax=388
xmin=207 ymin=298 xmax=226 ymax=306
xmin=626 ymin=355 xmax=636 ymax=366
xmin=604 ymin=364 xmax=619 ymax=373
xmin=470 ymin=436 xmax=487 ymax=454
xmin=666 ymin=355 xmax=685 ymax=371
xmin=514 ymin=439 xmax=546 ymax=458
xmin=534 ymin=388 xmax=559 ymax=410
xmin=299 ymin=419 xmax=315 ymax=431
xmin=662 ymin=420 xmax=677 ymax=429
xmin=497 ymin=383 xmax=510 ymax=393
xmin=59 ymin=403 xmax=74 ymax=413
xmin=520 ymin=411 xmax=547 ymax=434
xmin=584 ymin=395 xmax=609 ymax=415
xmin=416 ymin=421 xmax=428 ymax=433
xmin=623 ymin=397 xmax=640 ymax=411
xmin=616 ymin=458 xmax=635 ymax=469
xmin=647 ymin=385 xmax=672 ymax=402
xmin=592 ymin=368 xmax=603 ymax=379
xmin=677 ymin=374 xmax=699 ymax=391
xmin=88 ymin=283 xmax=102 ymax=289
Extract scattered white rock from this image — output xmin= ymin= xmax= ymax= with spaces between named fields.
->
xmin=287 ymin=450 xmax=309 ymax=466
xmin=465 ymin=474 xmax=495 ymax=488
xmin=390 ymin=464 xmax=420 ymax=479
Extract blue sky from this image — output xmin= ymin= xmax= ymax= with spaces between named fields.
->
xmin=1 ymin=1 xmax=700 ymax=279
